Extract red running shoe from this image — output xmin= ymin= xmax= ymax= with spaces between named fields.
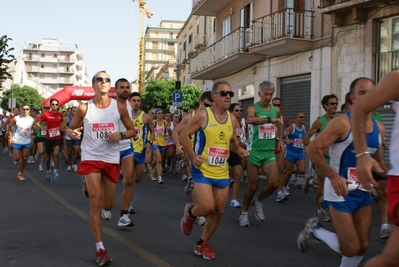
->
xmin=180 ymin=203 xmax=195 ymax=235
xmin=194 ymin=242 xmax=217 ymax=260
xmin=95 ymin=249 xmax=112 ymax=266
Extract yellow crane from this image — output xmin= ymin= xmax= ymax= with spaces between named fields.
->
xmin=133 ymin=0 xmax=153 ymax=93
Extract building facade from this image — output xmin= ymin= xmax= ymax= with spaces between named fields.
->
xmin=144 ymin=20 xmax=185 ymax=80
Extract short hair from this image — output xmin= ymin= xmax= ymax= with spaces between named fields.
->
xmin=341 ymin=103 xmax=347 ymax=113
xmin=130 ymin=92 xmax=141 ymax=98
xmin=200 ymin=91 xmax=213 ymax=102
xmin=91 ymin=70 xmax=107 ymax=84
xmin=272 ymin=97 xmax=281 ymax=103
xmin=229 ymin=102 xmax=240 ymax=112
xmin=258 ymin=81 xmax=275 ymax=91
xmin=21 ymin=103 xmax=29 ymax=108
xmin=345 ymin=91 xmax=352 ymax=106
xmin=67 ymin=107 xmax=72 ymax=111
xmin=50 ymin=98 xmax=59 ymax=104
xmin=349 ymin=77 xmax=375 ymax=95
xmin=115 ymin=78 xmax=130 ymax=88
xmin=211 ymin=80 xmax=230 ymax=93
xmin=321 ymin=94 xmax=338 ymax=111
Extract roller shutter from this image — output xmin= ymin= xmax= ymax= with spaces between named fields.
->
xmin=240 ymin=98 xmax=254 ymax=120
xmin=376 ymin=102 xmax=394 ymax=167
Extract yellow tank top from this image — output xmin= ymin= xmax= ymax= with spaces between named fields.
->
xmin=153 ymin=120 xmax=166 ymax=146
xmin=132 ymin=110 xmax=148 ymax=153
xmin=194 ymin=108 xmax=233 ymax=179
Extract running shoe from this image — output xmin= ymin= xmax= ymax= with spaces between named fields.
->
xmin=128 ymin=201 xmax=135 ymax=214
xmin=297 ymin=217 xmax=321 ymax=253
xmin=34 ymin=153 xmax=39 ymax=160
xmin=180 ymin=203 xmax=195 ymax=235
xmin=194 ymin=242 xmax=217 ymax=260
xmin=50 ymin=159 xmax=54 ymax=166
xmin=239 ymin=211 xmax=250 ymax=227
xmin=230 ymin=199 xmax=241 ymax=208
xmin=195 ymin=216 xmax=206 ymax=226
xmin=101 ymin=209 xmax=111 ymax=220
xmin=53 ymin=170 xmax=60 ymax=180
xmin=13 ymin=160 xmax=19 ymax=165
xmin=66 ymin=166 xmax=72 ymax=172
xmin=28 ymin=156 xmax=34 ymax=164
xmin=95 ymin=249 xmax=112 ymax=266
xmin=73 ymin=164 xmax=78 ymax=172
xmin=316 ymin=208 xmax=331 ymax=222
xmin=158 ymin=176 xmax=164 ymax=185
xmin=276 ymin=191 xmax=288 ymax=202
xmin=184 ymin=178 xmax=194 ymax=195
xmin=181 ymin=174 xmax=188 ymax=181
xmin=46 ymin=171 xmax=52 ymax=182
xmin=38 ymin=164 xmax=44 ymax=172
xmin=380 ymin=224 xmax=393 ymax=239
xmin=118 ymin=214 xmax=134 ymax=227
xmin=17 ymin=172 xmax=25 ymax=181
xmin=251 ymin=199 xmax=265 ymax=221
xmin=283 ymin=186 xmax=290 ymax=196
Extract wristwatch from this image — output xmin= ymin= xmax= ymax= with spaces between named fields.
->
xmin=120 ymin=132 xmax=127 ymax=140
xmin=266 ymin=117 xmax=271 ymax=123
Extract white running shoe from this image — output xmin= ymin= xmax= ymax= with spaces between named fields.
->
xmin=230 ymin=199 xmax=241 ymax=208
xmin=50 ymin=160 xmax=54 ymax=166
xmin=72 ymin=164 xmax=78 ymax=172
xmin=239 ymin=211 xmax=250 ymax=227
xmin=118 ymin=214 xmax=134 ymax=227
xmin=195 ymin=216 xmax=206 ymax=226
xmin=101 ymin=209 xmax=111 ymax=220
xmin=128 ymin=201 xmax=135 ymax=214
xmin=38 ymin=164 xmax=44 ymax=172
xmin=251 ymin=199 xmax=265 ymax=221
xmin=66 ymin=166 xmax=72 ymax=172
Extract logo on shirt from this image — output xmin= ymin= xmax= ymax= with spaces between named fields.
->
xmin=219 ymin=131 xmax=225 ymax=141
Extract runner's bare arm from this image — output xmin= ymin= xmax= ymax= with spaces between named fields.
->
xmin=302 ymin=118 xmax=321 ymax=146
xmin=65 ymin=103 xmax=86 ymax=139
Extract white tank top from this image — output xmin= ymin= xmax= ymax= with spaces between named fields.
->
xmin=13 ymin=115 xmax=34 ymax=145
xmin=119 ymin=100 xmax=133 ymax=151
xmin=388 ymin=101 xmax=399 ymax=175
xmin=81 ymin=99 xmax=120 ymax=164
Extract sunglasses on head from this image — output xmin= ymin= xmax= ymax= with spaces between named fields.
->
xmin=95 ymin=77 xmax=111 ymax=83
xmin=234 ymin=108 xmax=243 ymax=112
xmin=214 ymin=90 xmax=234 ymax=97
xmin=204 ymin=102 xmax=212 ymax=107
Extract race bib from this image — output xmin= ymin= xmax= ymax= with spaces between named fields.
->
xmin=41 ymin=129 xmax=47 ymax=135
xmin=293 ymin=138 xmax=304 ymax=148
xmin=91 ymin=122 xmax=115 ymax=139
xmin=347 ymin=167 xmax=368 ymax=192
xmin=258 ymin=123 xmax=275 ymax=139
xmin=135 ymin=128 xmax=141 ymax=137
xmin=207 ymin=146 xmax=228 ymax=166
xmin=48 ymin=127 xmax=60 ymax=138
xmin=18 ymin=127 xmax=30 ymax=138
xmin=154 ymin=127 xmax=164 ymax=137
xmin=235 ymin=128 xmax=243 ymax=137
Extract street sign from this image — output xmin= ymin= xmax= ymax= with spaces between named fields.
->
xmin=172 ymin=92 xmax=183 ymax=107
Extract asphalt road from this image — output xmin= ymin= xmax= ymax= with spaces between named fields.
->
xmin=0 ymin=150 xmax=388 ymax=267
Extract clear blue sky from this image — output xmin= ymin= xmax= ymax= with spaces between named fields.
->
xmin=2 ymin=0 xmax=192 ymax=84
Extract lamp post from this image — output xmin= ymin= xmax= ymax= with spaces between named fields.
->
xmin=162 ymin=60 xmax=181 ymax=90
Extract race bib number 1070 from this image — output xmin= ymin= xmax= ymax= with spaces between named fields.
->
xmin=91 ymin=122 xmax=115 ymax=139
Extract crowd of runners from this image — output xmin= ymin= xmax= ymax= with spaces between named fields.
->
xmin=1 ymin=70 xmax=398 ymax=267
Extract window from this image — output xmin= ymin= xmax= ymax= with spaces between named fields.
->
xmin=41 ymin=64 xmax=44 ymax=68
xmin=213 ymin=18 xmax=216 ymax=33
xmin=41 ymin=53 xmax=45 ymax=58
xmin=197 ymin=24 xmax=199 ymax=34
xmin=53 ymin=64 xmax=57 ymax=69
xmin=40 ymin=74 xmax=44 ymax=79
xmin=376 ymin=16 xmax=399 ymax=81
xmin=189 ymin=34 xmax=192 ymax=44
xmin=183 ymin=41 xmax=186 ymax=51
xmin=240 ymin=3 xmax=253 ymax=28
xmin=152 ymin=41 xmax=158 ymax=49
xmin=53 ymin=54 xmax=58 ymax=58
xmin=170 ymin=32 xmax=173 ymax=38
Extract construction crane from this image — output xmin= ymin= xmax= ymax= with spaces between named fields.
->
xmin=133 ymin=0 xmax=153 ymax=93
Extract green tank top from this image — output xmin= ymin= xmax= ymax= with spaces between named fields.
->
xmin=371 ymin=112 xmax=382 ymax=123
xmin=36 ymin=121 xmax=46 ymax=138
xmin=318 ymin=114 xmax=337 ymax=164
xmin=247 ymin=103 xmax=277 ymax=151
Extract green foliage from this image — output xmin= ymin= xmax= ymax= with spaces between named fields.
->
xmin=141 ymin=79 xmax=202 ymax=113
xmin=0 ymin=35 xmax=16 ymax=80
xmin=0 ymin=84 xmax=44 ymax=111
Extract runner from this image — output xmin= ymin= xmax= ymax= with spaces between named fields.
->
xmin=33 ymin=104 xmax=50 ymax=172
xmin=179 ymin=80 xmax=249 ymax=260
xmin=65 ymin=106 xmax=81 ymax=172
xmin=65 ymin=71 xmax=137 ymax=266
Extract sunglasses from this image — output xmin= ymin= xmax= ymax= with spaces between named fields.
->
xmin=273 ymin=104 xmax=281 ymax=107
xmin=328 ymin=102 xmax=338 ymax=106
xmin=51 ymin=103 xmax=58 ymax=106
xmin=298 ymin=116 xmax=305 ymax=118
xmin=23 ymin=108 xmax=30 ymax=111
xmin=204 ymin=102 xmax=213 ymax=107
xmin=157 ymin=112 xmax=163 ymax=114
xmin=95 ymin=77 xmax=111 ymax=83
xmin=234 ymin=109 xmax=243 ymax=112
xmin=214 ymin=90 xmax=234 ymax=97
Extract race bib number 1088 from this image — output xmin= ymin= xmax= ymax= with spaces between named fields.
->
xmin=92 ymin=122 xmax=115 ymax=139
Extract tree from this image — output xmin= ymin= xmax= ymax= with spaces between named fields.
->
xmin=0 ymin=35 xmax=16 ymax=80
xmin=141 ymin=79 xmax=202 ymax=113
xmin=0 ymin=84 xmax=44 ymax=111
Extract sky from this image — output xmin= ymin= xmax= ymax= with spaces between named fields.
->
xmin=1 ymin=0 xmax=192 ymax=84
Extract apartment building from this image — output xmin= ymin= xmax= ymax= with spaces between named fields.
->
xmin=188 ymin=0 xmax=399 ymax=143
xmin=176 ymin=14 xmax=214 ymax=89
xmin=21 ymin=38 xmax=88 ymax=95
xmin=144 ymin=20 xmax=185 ymax=80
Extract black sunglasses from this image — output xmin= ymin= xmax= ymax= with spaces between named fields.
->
xmin=328 ymin=102 xmax=338 ymax=106
xmin=95 ymin=77 xmax=111 ymax=83
xmin=298 ymin=116 xmax=305 ymax=118
xmin=274 ymin=104 xmax=281 ymax=107
xmin=51 ymin=103 xmax=58 ymax=106
xmin=23 ymin=108 xmax=30 ymax=111
xmin=204 ymin=102 xmax=212 ymax=107
xmin=234 ymin=109 xmax=243 ymax=112
xmin=214 ymin=90 xmax=234 ymax=97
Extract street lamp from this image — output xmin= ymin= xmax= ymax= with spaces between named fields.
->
xmin=162 ymin=60 xmax=181 ymax=90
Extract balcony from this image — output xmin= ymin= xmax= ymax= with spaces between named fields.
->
xmin=249 ymin=8 xmax=314 ymax=56
xmin=187 ymin=42 xmax=198 ymax=59
xmin=58 ymin=56 xmax=74 ymax=63
xmin=319 ymin=0 xmax=396 ymax=15
xmin=190 ymin=27 xmax=265 ymax=80
xmin=191 ymin=0 xmax=230 ymax=16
